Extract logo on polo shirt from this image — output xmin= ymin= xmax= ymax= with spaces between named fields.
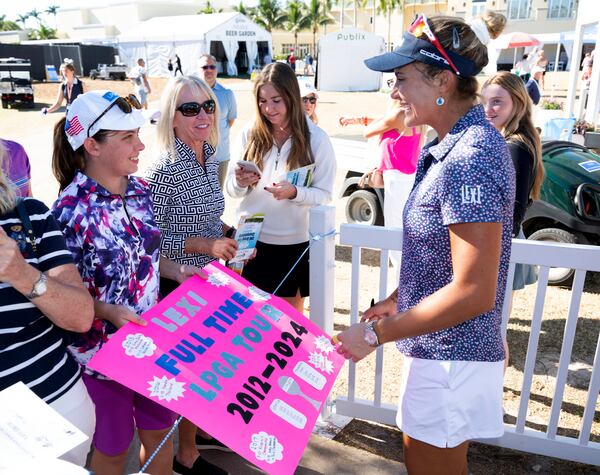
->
xmin=461 ymin=184 xmax=482 ymax=204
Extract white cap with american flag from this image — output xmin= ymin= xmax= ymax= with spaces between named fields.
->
xmin=65 ymin=90 xmax=146 ymax=151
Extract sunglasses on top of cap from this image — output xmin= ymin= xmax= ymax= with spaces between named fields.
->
xmin=408 ymin=14 xmax=461 ymax=76
xmin=302 ymin=96 xmax=317 ymax=105
xmin=87 ymin=94 xmax=141 ymax=137
xmin=176 ymin=99 xmax=216 ymax=116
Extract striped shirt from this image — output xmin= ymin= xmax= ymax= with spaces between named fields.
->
xmin=0 ymin=198 xmax=80 ymax=402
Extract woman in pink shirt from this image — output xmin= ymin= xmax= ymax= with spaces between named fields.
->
xmin=340 ymin=93 xmax=425 ymax=284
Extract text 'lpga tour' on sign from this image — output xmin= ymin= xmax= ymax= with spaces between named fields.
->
xmin=88 ymin=262 xmax=344 ymax=475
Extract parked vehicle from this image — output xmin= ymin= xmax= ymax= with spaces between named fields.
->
xmin=89 ymin=63 xmax=128 ymax=80
xmin=0 ymin=57 xmax=34 ymax=109
xmin=341 ymin=170 xmax=384 ymax=226
xmin=340 ymin=139 xmax=600 ymax=286
xmin=523 ymin=141 xmax=600 ymax=285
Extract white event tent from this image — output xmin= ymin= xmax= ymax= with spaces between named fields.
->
xmin=317 ymin=28 xmax=385 ymax=92
xmin=117 ymin=13 xmax=272 ymax=77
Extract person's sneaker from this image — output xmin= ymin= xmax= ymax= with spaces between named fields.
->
xmin=195 ymin=434 xmax=233 ymax=452
xmin=173 ymin=455 xmax=228 ymax=475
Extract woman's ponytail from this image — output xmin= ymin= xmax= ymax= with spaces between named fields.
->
xmin=52 ymin=117 xmax=85 ymax=192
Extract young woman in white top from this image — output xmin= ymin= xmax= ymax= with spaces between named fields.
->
xmin=226 ymin=62 xmax=336 ymax=313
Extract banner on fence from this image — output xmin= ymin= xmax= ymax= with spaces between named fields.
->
xmin=88 ymin=262 xmax=343 ymax=475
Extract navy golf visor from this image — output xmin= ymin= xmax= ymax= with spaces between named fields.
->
xmin=365 ymin=33 xmax=481 ymax=77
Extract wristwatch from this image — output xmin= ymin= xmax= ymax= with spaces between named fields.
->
xmin=225 ymin=227 xmax=236 ymax=239
xmin=363 ymin=321 xmax=381 ymax=347
xmin=25 ymin=271 xmax=48 ymax=300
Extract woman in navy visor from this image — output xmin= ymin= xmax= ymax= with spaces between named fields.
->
xmin=335 ymin=11 xmax=512 ymax=475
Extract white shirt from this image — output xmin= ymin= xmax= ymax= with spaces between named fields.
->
xmin=226 ymin=118 xmax=337 ymax=245
xmin=129 ymin=65 xmax=147 ymax=93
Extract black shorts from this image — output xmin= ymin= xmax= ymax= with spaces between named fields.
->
xmin=241 ymin=240 xmax=310 ymax=297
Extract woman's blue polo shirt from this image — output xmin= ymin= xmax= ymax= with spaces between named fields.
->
xmin=396 ymin=105 xmax=515 ymax=362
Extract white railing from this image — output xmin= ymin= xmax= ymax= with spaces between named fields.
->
xmin=308 ymin=205 xmax=600 ymax=466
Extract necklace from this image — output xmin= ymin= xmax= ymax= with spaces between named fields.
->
xmin=273 ymin=126 xmax=291 ymax=149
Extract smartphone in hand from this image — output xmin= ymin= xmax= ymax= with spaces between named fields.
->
xmin=237 ymin=160 xmax=262 ymax=176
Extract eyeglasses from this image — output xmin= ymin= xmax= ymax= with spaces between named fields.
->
xmin=408 ymin=14 xmax=461 ymax=76
xmin=87 ymin=94 xmax=141 ymax=137
xmin=386 ymin=78 xmax=396 ymax=88
xmin=302 ymin=96 xmax=317 ymax=104
xmin=176 ymin=100 xmax=216 ymax=116
xmin=201 ymin=65 xmax=217 ymax=71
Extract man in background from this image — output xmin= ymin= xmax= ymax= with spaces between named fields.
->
xmin=129 ymin=58 xmax=151 ymax=109
xmin=175 ymin=54 xmax=183 ymax=76
xmin=198 ymin=54 xmax=237 ymax=188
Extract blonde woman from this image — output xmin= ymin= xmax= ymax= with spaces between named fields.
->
xmin=226 ymin=62 xmax=336 ymax=314
xmin=145 ymin=74 xmax=233 ymax=475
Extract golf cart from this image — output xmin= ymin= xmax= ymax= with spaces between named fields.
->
xmin=340 ymin=138 xmax=600 ymax=286
xmin=523 ymin=141 xmax=600 ymax=285
xmin=89 ymin=63 xmax=128 ymax=81
xmin=0 ymin=57 xmax=34 ymax=109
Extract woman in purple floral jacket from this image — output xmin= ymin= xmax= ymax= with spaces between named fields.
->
xmin=51 ymin=90 xmax=203 ymax=475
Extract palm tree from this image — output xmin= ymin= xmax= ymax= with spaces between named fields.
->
xmin=337 ymin=0 xmax=347 ymax=28
xmin=16 ymin=13 xmax=29 ymax=29
xmin=285 ymin=1 xmax=311 ymax=54
xmin=251 ymin=0 xmax=287 ymax=32
xmin=305 ymin=0 xmax=334 ymax=58
xmin=37 ymin=23 xmax=58 ymax=39
xmin=0 ymin=15 xmax=21 ymax=31
xmin=27 ymin=9 xmax=42 ymax=27
xmin=320 ymin=0 xmax=333 ymax=34
xmin=198 ymin=1 xmax=223 ymax=13
xmin=352 ymin=0 xmax=366 ymax=27
xmin=371 ymin=0 xmax=377 ymax=34
xmin=46 ymin=5 xmax=59 ymax=29
xmin=233 ymin=1 xmax=250 ymax=15
xmin=381 ymin=0 xmax=402 ymax=51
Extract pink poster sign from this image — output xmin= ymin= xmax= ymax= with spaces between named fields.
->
xmin=88 ymin=262 xmax=344 ymax=475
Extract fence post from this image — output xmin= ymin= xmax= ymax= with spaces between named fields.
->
xmin=309 ymin=205 xmax=336 ymax=334
xmin=309 ymin=206 xmax=336 ymax=419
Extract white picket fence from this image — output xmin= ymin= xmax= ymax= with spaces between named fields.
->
xmin=308 ymin=205 xmax=600 ymax=466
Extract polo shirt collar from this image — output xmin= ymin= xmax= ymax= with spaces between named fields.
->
xmin=427 ymin=105 xmax=485 ymax=163
xmin=174 ymin=137 xmax=216 ymax=162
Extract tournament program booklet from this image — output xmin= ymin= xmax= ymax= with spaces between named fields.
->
xmin=228 ymin=213 xmax=265 ymax=274
xmin=285 ymin=164 xmax=315 ymax=187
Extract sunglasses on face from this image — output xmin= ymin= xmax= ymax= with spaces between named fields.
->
xmin=408 ymin=14 xmax=461 ymax=76
xmin=176 ymin=99 xmax=216 ymax=116
xmin=87 ymin=94 xmax=141 ymax=137
xmin=302 ymin=96 xmax=317 ymax=104
xmin=201 ymin=65 xmax=217 ymax=70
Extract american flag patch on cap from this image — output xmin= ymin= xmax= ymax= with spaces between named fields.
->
xmin=65 ymin=116 xmax=84 ymax=136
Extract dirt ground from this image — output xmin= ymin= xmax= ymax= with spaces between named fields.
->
xmin=2 ymin=77 xmax=599 ymax=473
